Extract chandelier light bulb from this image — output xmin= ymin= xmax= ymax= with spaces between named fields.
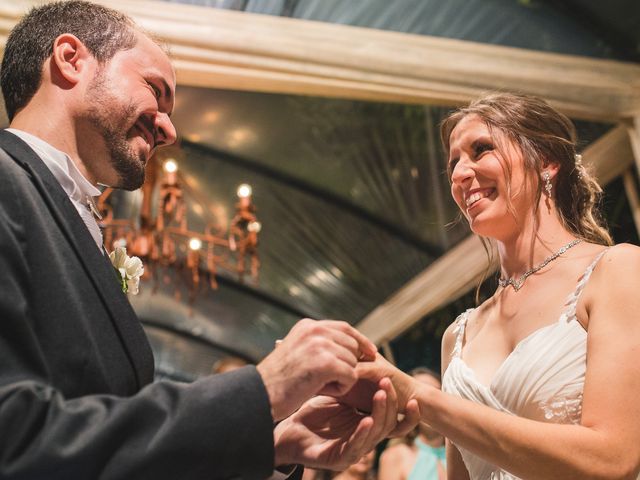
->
xmin=189 ymin=237 xmax=202 ymax=251
xmin=237 ymin=184 xmax=252 ymax=198
xmin=164 ymin=159 xmax=178 ymax=173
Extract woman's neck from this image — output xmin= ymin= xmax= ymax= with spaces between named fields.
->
xmin=496 ymin=203 xmax=576 ymax=279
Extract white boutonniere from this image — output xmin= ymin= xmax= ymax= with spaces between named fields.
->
xmin=109 ymin=246 xmax=144 ymax=295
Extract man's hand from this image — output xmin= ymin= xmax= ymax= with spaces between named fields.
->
xmin=256 ymin=319 xmax=377 ymax=421
xmin=273 ymin=378 xmax=420 ymax=470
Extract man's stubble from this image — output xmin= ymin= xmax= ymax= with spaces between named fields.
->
xmin=83 ymin=70 xmax=146 ymax=191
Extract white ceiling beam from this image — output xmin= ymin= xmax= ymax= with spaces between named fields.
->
xmin=357 ymin=125 xmax=635 ymax=343
xmin=1 ymin=0 xmax=639 ymax=121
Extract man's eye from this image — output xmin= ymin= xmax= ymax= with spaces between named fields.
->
xmin=149 ymin=83 xmax=161 ymax=99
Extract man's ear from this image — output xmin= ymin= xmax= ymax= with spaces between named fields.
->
xmin=50 ymin=34 xmax=94 ymax=86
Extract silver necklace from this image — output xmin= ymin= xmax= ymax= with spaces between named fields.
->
xmin=499 ymin=239 xmax=582 ymax=291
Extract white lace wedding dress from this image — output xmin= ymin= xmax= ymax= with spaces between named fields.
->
xmin=442 ymin=250 xmax=614 ymax=479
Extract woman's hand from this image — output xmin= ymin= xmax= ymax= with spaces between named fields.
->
xmin=338 ymin=354 xmax=421 ymax=415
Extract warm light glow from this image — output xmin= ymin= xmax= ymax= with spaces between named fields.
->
xmin=288 ymin=285 xmax=301 ymax=296
xmin=164 ymin=159 xmax=178 ymax=173
xmin=306 ymin=269 xmax=331 ymax=287
xmin=192 ymin=204 xmax=204 ymax=216
xmin=248 ymin=221 xmax=261 ymax=233
xmin=203 ymin=111 xmax=220 ymax=123
xmin=227 ymin=127 xmax=255 ymax=148
xmin=189 ymin=237 xmax=202 ymax=251
xmin=237 ymin=184 xmax=252 ymax=198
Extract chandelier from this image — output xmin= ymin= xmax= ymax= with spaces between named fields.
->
xmin=97 ymin=150 xmax=261 ymax=305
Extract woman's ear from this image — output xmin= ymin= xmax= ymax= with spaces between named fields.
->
xmin=542 ymin=161 xmax=561 ymax=181
xmin=50 ymin=34 xmax=94 ymax=86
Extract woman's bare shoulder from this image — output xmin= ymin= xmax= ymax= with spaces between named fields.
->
xmin=592 ymin=243 xmax=640 ymax=281
xmin=584 ymin=242 xmax=640 ymax=319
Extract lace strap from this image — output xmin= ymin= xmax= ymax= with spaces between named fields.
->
xmin=562 ymin=248 xmax=609 ymax=320
xmin=451 ymin=309 xmax=473 ymax=358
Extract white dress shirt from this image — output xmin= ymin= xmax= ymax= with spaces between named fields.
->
xmin=7 ymin=128 xmax=103 ymax=249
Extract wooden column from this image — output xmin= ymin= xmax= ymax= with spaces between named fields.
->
xmin=623 ymin=169 xmax=640 ymax=239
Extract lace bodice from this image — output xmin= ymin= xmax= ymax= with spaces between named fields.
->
xmin=442 ymin=249 xmax=608 ymax=480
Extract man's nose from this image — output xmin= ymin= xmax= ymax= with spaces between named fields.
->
xmin=154 ymin=113 xmax=177 ymax=148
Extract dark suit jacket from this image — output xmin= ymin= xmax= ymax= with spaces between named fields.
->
xmin=0 ymin=130 xmax=275 ymax=479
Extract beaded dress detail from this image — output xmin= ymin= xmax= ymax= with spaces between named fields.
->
xmin=442 ymin=250 xmax=609 ymax=480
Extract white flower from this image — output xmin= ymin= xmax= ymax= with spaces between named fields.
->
xmin=109 ymin=246 xmax=144 ymax=295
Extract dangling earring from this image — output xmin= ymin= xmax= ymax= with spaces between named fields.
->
xmin=542 ymin=171 xmax=552 ymax=198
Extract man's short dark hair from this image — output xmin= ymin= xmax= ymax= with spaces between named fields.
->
xmin=1 ymin=0 xmax=138 ymax=121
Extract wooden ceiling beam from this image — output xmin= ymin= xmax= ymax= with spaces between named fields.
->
xmin=1 ymin=0 xmax=639 ymax=121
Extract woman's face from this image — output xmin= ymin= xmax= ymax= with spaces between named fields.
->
xmin=448 ymin=114 xmax=533 ymax=240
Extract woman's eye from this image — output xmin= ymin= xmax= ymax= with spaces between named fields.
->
xmin=448 ymin=157 xmax=459 ymax=173
xmin=473 ymin=142 xmax=493 ymax=157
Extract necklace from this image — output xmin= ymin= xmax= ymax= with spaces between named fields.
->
xmin=498 ymin=238 xmax=582 ymax=291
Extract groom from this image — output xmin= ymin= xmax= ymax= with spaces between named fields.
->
xmin=0 ymin=2 xmax=415 ymax=478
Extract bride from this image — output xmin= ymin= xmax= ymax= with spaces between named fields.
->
xmin=355 ymin=93 xmax=640 ymax=479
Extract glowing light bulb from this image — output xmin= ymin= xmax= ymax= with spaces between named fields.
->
xmin=189 ymin=237 xmax=202 ymax=251
xmin=164 ymin=159 xmax=178 ymax=173
xmin=237 ymin=184 xmax=252 ymax=198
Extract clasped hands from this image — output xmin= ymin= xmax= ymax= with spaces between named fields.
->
xmin=256 ymin=319 xmax=421 ymax=471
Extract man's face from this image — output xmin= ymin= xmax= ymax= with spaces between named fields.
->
xmin=81 ymin=32 xmax=176 ymax=190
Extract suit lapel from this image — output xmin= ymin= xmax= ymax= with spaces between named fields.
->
xmin=0 ymin=130 xmax=154 ymax=388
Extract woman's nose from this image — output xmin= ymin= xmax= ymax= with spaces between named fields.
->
xmin=450 ymin=157 xmax=474 ymax=186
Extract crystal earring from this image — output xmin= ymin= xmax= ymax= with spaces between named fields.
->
xmin=542 ymin=171 xmax=552 ymax=198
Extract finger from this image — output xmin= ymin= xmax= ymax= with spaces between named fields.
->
xmin=292 ymin=322 xmax=361 ymax=369
xmin=388 ymin=398 xmax=421 ymax=437
xmin=313 ymin=325 xmax=361 ymax=366
xmin=319 ymin=320 xmax=377 ymax=360
xmin=361 ymin=388 xmax=388 ymax=449
xmin=379 ymin=377 xmax=399 ymax=435
xmin=317 ymin=360 xmax=358 ymax=397
xmin=354 ymin=353 xmax=390 ymax=381
xmin=319 ymin=380 xmax=347 ymax=397
xmin=339 ymin=414 xmax=374 ymax=469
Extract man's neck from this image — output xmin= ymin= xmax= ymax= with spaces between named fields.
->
xmin=10 ymin=109 xmax=96 ymax=185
